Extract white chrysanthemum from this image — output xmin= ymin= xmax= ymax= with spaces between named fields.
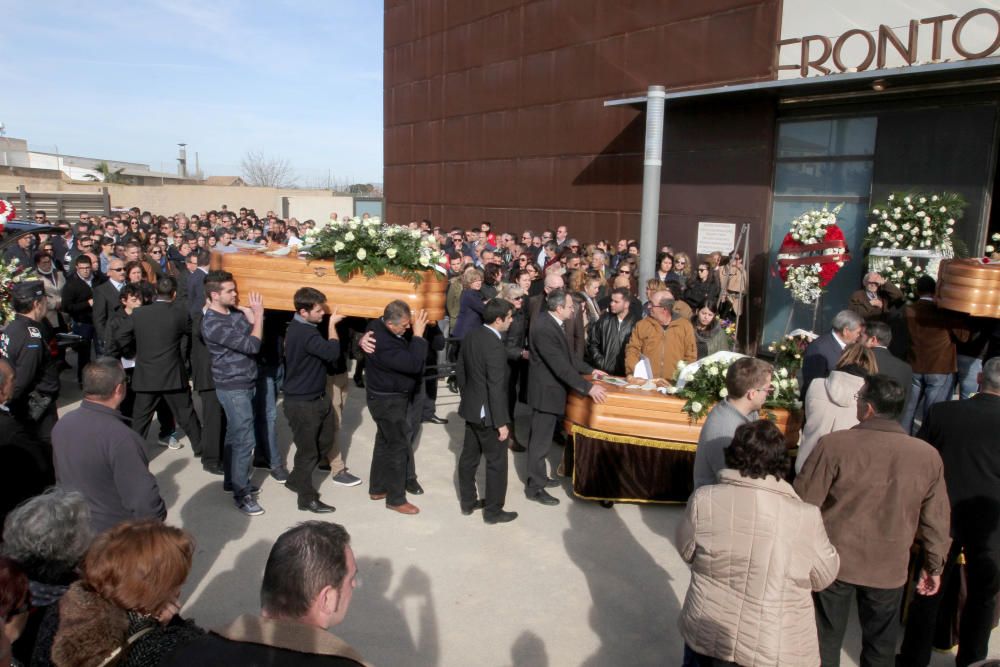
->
xmin=690 ymin=401 xmax=703 ymax=414
xmin=356 ymin=248 xmax=367 ymax=260
xmin=333 ymin=241 xmax=345 ymax=252
xmin=344 ymin=231 xmax=355 ymax=242
xmin=719 ymin=388 xmax=728 ymax=398
xmin=386 ymin=247 xmax=398 ymax=259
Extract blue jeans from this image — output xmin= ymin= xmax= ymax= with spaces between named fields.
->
xmin=902 ymin=372 xmax=955 ymax=434
xmin=253 ymin=364 xmax=283 ymax=469
xmin=957 ymin=354 xmax=983 ymax=400
xmin=217 ymin=387 xmax=257 ymax=499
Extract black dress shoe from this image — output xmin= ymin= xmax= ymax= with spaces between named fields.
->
xmin=353 ymin=376 xmax=365 ymax=388
xmin=526 ymin=489 xmax=560 ymax=506
xmin=484 ymin=510 xmax=518 ymax=524
xmin=202 ymin=464 xmax=224 ymax=476
xmin=544 ymin=477 xmax=561 ymax=488
xmin=447 ymin=377 xmax=458 ymax=393
xmin=423 ymin=415 xmax=448 ymax=425
xmin=461 ymin=499 xmax=486 ymax=516
xmin=406 ymin=480 xmax=424 ymax=495
xmin=298 ymin=499 xmax=336 ymax=514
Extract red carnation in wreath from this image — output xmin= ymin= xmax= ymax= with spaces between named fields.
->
xmin=0 ymin=199 xmax=15 ymax=232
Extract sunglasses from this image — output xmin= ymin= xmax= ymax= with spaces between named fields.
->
xmin=619 ymin=270 xmax=631 ymax=275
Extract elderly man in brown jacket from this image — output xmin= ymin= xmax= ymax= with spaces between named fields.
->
xmin=624 ymin=290 xmax=696 ymax=380
xmin=795 ymin=373 xmax=951 ymax=667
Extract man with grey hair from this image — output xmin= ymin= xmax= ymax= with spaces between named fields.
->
xmin=2 ymin=488 xmax=93 ymax=664
xmin=801 ymin=309 xmax=864 ymax=399
xmin=51 ymin=358 xmax=165 ymax=533
xmin=364 ymin=301 xmax=429 ymax=515
xmin=848 ymin=271 xmax=903 ymax=320
xmin=898 ymin=357 xmax=1000 ymax=666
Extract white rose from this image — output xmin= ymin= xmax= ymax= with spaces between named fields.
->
xmin=908 ymin=278 xmax=915 ymax=284
xmin=919 ymin=197 xmax=926 ymax=204
xmin=333 ymin=241 xmax=345 ymax=252
xmin=418 ymin=256 xmax=429 ymax=267
xmin=410 ymin=230 xmax=421 ymax=239
xmin=932 ymin=195 xmax=938 ymax=201
xmin=948 ymin=219 xmax=955 ymax=226
xmin=677 ymin=360 xmax=686 ymax=369
xmin=779 ymin=367 xmax=788 ymax=378
xmin=386 ymin=247 xmax=398 ymax=259
xmin=707 ymin=366 xmax=719 ymax=376
xmin=344 ymin=232 xmax=355 ymax=241
xmin=904 ymin=196 xmax=911 ymax=203
xmin=947 ymin=228 xmax=954 ymax=235
xmin=871 ymin=209 xmax=880 ymax=215
xmin=718 ymin=388 xmax=728 ymax=398
xmin=356 ymin=248 xmax=367 ymax=260
xmin=889 ymin=194 xmax=895 ymax=200
xmin=939 ymin=206 xmax=947 ymax=213
xmin=690 ymin=401 xmax=704 ymax=414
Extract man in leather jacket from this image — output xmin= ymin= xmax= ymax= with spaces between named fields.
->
xmin=586 ymin=287 xmax=637 ymax=376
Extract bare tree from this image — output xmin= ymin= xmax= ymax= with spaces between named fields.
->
xmin=240 ymin=151 xmax=297 ymax=188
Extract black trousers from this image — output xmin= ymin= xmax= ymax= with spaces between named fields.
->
xmin=421 ymin=374 xmax=438 ymax=421
xmin=283 ymin=396 xmax=334 ymax=502
xmin=899 ymin=542 xmax=1000 ymax=667
xmin=458 ymin=421 xmax=508 ymax=516
xmin=814 ymin=579 xmax=902 ymax=667
xmin=693 ymin=654 xmax=740 ymax=667
xmin=120 ymin=368 xmax=174 ymax=437
xmin=198 ymin=389 xmax=225 ymax=468
xmin=368 ymin=394 xmax=412 ymax=506
xmin=506 ymin=359 xmax=527 ymax=423
xmin=525 ymin=409 xmax=559 ymax=495
xmin=132 ymin=389 xmax=202 ymax=451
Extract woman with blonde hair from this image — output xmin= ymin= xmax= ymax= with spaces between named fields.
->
xmin=796 ymin=342 xmax=879 ymax=473
xmin=51 ymin=521 xmax=202 ymax=667
xmin=673 ymin=251 xmax=692 ymax=288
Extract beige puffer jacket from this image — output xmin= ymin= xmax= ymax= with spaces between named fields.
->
xmin=677 ymin=469 xmax=840 ymax=666
xmin=796 ymin=370 xmax=866 ymax=473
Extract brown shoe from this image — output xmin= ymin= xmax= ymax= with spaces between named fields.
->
xmin=369 ymin=493 xmax=387 ymax=501
xmin=387 ymin=502 xmax=420 ymax=515
xmin=508 ymin=438 xmax=526 ymax=452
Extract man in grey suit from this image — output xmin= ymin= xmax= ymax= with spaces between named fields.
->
xmin=457 ymin=298 xmax=518 ymax=524
xmin=524 ymin=289 xmax=607 ymax=506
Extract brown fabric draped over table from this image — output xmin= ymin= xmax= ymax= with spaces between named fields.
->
xmin=571 ymin=425 xmax=695 ymax=503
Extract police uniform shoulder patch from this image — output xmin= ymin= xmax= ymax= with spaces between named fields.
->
xmin=27 ymin=327 xmax=41 ymax=338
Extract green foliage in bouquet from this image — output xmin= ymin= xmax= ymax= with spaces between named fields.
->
xmin=302 ymin=217 xmax=445 ymax=286
xmin=0 ymin=258 xmax=36 ymax=325
xmin=675 ymin=355 xmax=802 ymax=423
xmin=765 ymin=333 xmax=811 ymax=378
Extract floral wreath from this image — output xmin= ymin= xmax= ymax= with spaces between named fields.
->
xmin=0 ymin=199 xmax=16 ymax=232
xmin=776 ymin=205 xmax=849 ymax=304
xmin=864 ymin=192 xmax=965 ymax=298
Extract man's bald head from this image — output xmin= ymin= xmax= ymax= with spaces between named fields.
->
xmin=650 ymin=290 xmax=674 ymax=325
xmin=543 ymin=273 xmax=564 ymax=294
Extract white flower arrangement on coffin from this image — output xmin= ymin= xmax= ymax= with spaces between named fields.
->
xmin=301 ymin=216 xmax=446 ymax=285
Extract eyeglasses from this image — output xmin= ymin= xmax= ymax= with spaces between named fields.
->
xmin=149 ymin=250 xmax=162 ymax=255
xmin=512 ymin=296 xmax=524 ymax=301
xmin=698 ymin=268 xmax=709 ymax=272
xmin=619 ymin=269 xmax=631 ymax=275
xmin=754 ymin=385 xmax=775 ymax=394
xmin=109 ymin=267 xmax=125 ymax=273
xmin=676 ymin=260 xmax=687 ymax=266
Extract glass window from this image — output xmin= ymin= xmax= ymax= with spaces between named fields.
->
xmin=776 ymin=117 xmax=877 ymax=158
xmin=775 ymin=161 xmax=874 ymax=196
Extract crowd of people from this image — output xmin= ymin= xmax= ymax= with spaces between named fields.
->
xmin=0 ymin=205 xmax=998 ymax=666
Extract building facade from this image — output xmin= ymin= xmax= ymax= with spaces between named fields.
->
xmin=384 ymin=0 xmax=1000 ymax=343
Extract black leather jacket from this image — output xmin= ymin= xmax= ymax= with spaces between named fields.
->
xmin=586 ymin=311 xmax=637 ymax=376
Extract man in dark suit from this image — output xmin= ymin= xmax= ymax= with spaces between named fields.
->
xmin=91 ymin=257 xmax=126 ymax=354
xmin=898 ymin=357 xmax=1000 ymax=667
xmin=61 ymin=254 xmax=101 ymax=384
xmin=130 ymin=276 xmax=202 ymax=452
xmin=187 ymin=249 xmax=211 ymax=320
xmin=457 ymin=298 xmax=517 ymax=524
xmin=525 ymin=289 xmax=607 ymax=506
xmin=528 ymin=272 xmax=584 ymax=361
xmin=800 ymin=309 xmax=864 ymax=399
xmin=864 ymin=320 xmax=912 ymax=424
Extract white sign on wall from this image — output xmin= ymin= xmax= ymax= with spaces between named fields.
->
xmin=696 ymin=222 xmax=737 ymax=255
xmin=778 ymin=0 xmax=1000 ymax=79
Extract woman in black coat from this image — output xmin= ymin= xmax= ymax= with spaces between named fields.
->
xmin=683 ymin=261 xmax=721 ymax=310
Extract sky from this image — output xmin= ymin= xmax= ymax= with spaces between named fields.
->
xmin=1 ymin=1 xmax=384 ymax=185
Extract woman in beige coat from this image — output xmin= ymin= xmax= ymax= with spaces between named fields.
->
xmin=795 ymin=343 xmax=878 ymax=473
xmin=678 ymin=420 xmax=840 ymax=666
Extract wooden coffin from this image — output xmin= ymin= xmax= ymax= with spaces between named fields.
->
xmin=565 ymin=379 xmax=802 ymax=448
xmin=211 ymin=250 xmax=448 ymax=319
xmin=937 ymin=258 xmax=1000 ymax=318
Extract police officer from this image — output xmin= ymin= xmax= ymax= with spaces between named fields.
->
xmin=0 ymin=280 xmax=60 ymax=454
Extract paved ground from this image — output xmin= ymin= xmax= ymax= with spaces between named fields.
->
xmin=56 ymin=370 xmax=995 ymax=666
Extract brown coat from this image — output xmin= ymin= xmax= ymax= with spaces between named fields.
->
xmin=624 ymin=315 xmax=697 ymax=379
xmin=905 ymin=299 xmax=970 ymax=374
xmin=847 ymin=281 xmax=903 ymax=320
xmin=678 ymin=470 xmax=839 ymax=666
xmin=794 ymin=418 xmax=951 ymax=588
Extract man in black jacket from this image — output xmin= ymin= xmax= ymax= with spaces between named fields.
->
xmin=61 ymin=254 xmax=100 ymax=384
xmin=457 ymin=298 xmax=517 ymax=524
xmin=130 ymin=276 xmax=202 ymax=452
xmin=898 ymin=357 xmax=1000 ymax=667
xmin=91 ymin=257 xmax=126 ymax=355
xmin=365 ymin=301 xmax=428 ymax=515
xmin=587 ymin=287 xmax=637 ymax=376
xmin=190 ymin=306 xmax=224 ymax=475
xmin=525 ymin=289 xmax=607 ymax=505
xmin=282 ymin=287 xmax=345 ymax=514
xmin=864 ymin=321 xmax=913 ymax=424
